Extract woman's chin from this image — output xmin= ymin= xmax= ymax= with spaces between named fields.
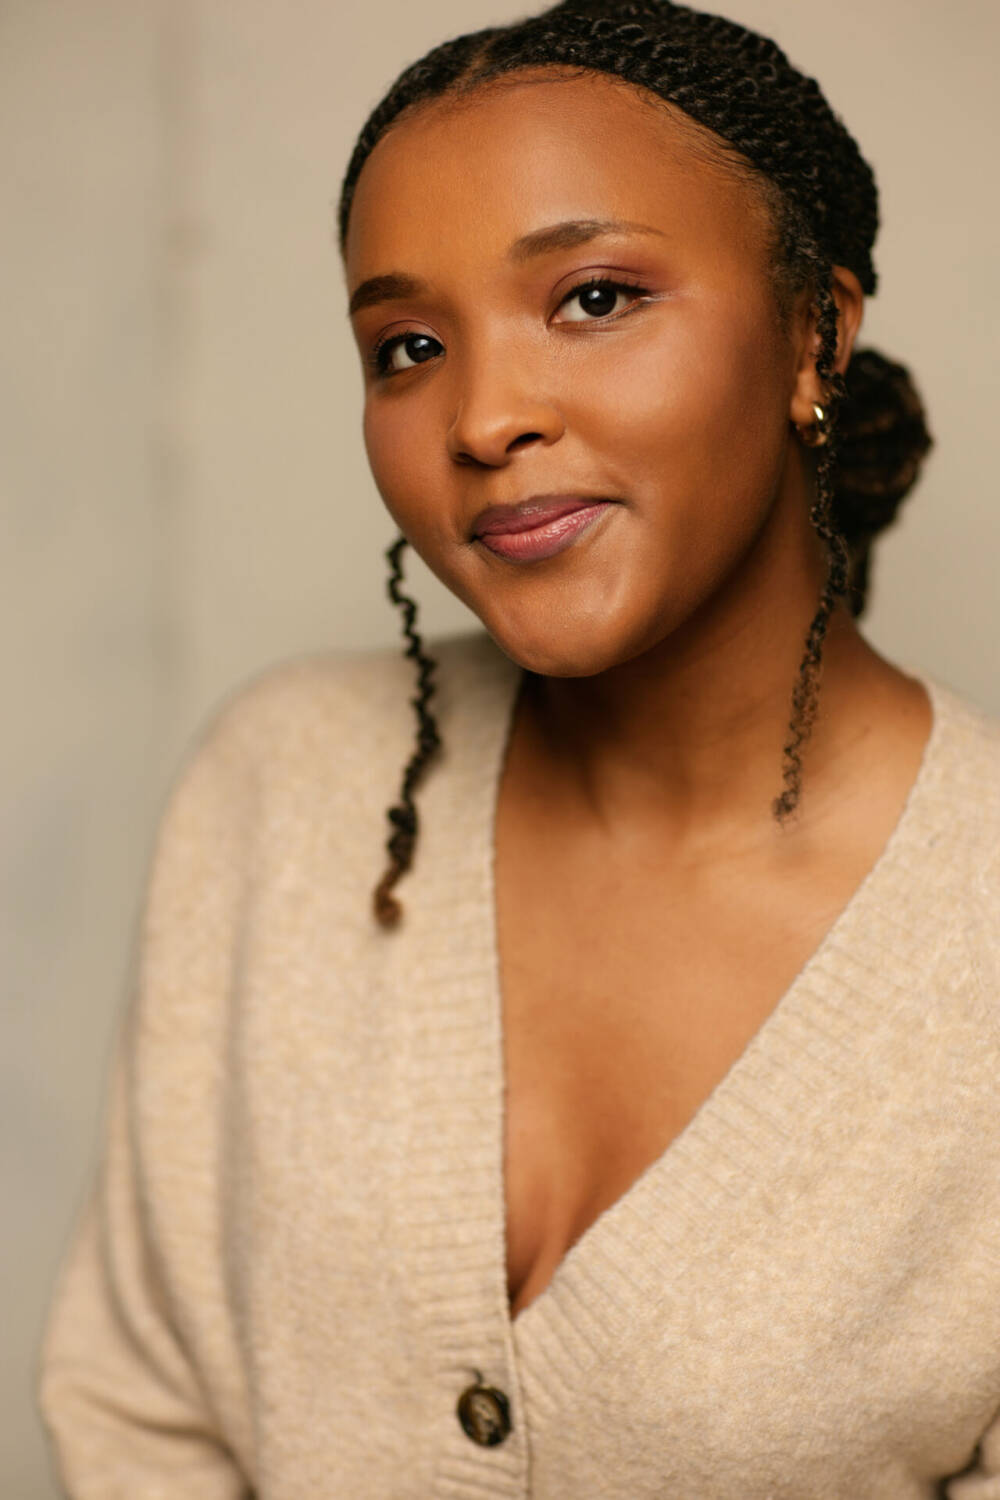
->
xmin=477 ymin=609 xmax=649 ymax=680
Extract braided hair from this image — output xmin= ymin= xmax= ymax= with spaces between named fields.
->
xmin=338 ymin=0 xmax=934 ymax=927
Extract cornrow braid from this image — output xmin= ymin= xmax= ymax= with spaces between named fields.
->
xmin=338 ymin=3 xmax=879 ymax=294
xmin=341 ymin=0 xmax=933 ymax=925
xmin=372 ymin=535 xmax=442 ymax=927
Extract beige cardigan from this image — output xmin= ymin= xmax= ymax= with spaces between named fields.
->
xmin=38 ymin=630 xmax=1000 ymax=1498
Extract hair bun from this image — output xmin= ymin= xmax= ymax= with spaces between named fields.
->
xmin=834 ymin=348 xmax=933 ymax=545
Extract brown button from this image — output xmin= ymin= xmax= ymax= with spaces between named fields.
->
xmin=456 ymin=1383 xmax=512 ymax=1446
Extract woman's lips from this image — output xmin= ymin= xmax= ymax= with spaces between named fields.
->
xmin=474 ymin=501 xmax=615 ymax=561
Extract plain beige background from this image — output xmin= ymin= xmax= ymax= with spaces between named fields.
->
xmin=3 ymin=1 xmax=998 ymax=1493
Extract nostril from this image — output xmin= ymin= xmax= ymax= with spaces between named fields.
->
xmin=446 ymin=403 xmax=563 ymax=466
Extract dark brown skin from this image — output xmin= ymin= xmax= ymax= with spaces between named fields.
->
xmin=344 ymin=70 xmax=932 ymax=1319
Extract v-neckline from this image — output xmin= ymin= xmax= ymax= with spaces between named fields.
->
xmin=468 ymin=650 xmax=945 ymax=1336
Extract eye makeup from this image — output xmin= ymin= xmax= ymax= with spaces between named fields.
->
xmin=365 ymin=273 xmax=654 ymax=379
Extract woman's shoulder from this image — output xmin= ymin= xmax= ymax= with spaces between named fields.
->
xmin=137 ymin=628 xmax=518 ymax=923
xmin=923 ymin=674 xmax=1000 ymax=813
xmin=163 ymin=627 xmax=519 ymax=816
xmin=190 ymin=627 xmax=512 ymax=756
xmin=915 ymin=673 xmax=1000 ymax=922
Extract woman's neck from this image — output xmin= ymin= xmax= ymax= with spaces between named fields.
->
xmin=515 ymin=599 xmax=924 ymax=856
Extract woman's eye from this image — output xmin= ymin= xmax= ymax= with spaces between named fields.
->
xmin=556 ymin=278 xmax=648 ymax=323
xmin=371 ymin=331 xmax=443 ymax=377
xmin=368 ymin=278 xmax=648 ymax=379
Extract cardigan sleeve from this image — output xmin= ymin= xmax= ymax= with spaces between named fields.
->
xmin=37 ymin=707 xmax=259 ymax=1499
xmin=36 ymin=1030 xmax=253 ymax=1500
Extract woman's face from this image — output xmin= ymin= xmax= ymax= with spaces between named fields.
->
xmin=344 ymin=70 xmax=821 ymax=677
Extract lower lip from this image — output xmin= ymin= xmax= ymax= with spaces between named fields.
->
xmin=475 ymin=502 xmax=615 ymax=561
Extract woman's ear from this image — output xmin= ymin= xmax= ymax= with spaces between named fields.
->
xmin=789 ymin=266 xmax=865 ymax=428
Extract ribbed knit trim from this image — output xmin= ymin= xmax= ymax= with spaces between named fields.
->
xmin=383 ymin=634 xmax=528 ymax=1496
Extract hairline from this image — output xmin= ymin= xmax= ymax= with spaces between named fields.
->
xmin=342 ymin=62 xmax=814 ymax=328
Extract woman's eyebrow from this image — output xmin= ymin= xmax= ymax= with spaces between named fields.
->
xmin=348 ymin=272 xmax=425 ymax=319
xmin=508 ymin=217 xmax=665 ymax=261
xmin=347 ymin=218 xmax=665 ymax=317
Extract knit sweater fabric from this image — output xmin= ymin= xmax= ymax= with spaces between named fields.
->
xmin=38 ymin=629 xmax=1000 ymax=1499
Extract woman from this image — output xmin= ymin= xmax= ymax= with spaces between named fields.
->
xmin=39 ymin=2 xmax=1000 ymax=1496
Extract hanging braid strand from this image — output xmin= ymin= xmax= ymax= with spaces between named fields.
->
xmin=372 ymin=535 xmax=442 ymax=927
xmin=773 ymin=268 xmax=851 ymax=822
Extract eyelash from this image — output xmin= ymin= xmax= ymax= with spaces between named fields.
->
xmin=366 ymin=275 xmax=652 ymax=379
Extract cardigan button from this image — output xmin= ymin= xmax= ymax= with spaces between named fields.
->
xmin=456 ymin=1383 xmax=512 ymax=1446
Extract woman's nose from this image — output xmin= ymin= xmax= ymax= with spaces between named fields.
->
xmin=445 ymin=361 xmax=565 ymax=467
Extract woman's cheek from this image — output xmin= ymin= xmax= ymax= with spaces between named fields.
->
xmin=569 ymin=309 xmax=723 ymax=462
xmin=362 ymin=402 xmax=401 ymax=500
xmin=363 ymin=400 xmax=478 ymax=604
xmin=362 ymin=401 xmax=431 ymax=536
xmin=623 ymin=304 xmax=788 ymax=511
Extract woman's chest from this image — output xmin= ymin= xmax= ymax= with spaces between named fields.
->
xmin=496 ymin=920 xmax=1000 ymax=1496
xmin=493 ymin=810 xmax=850 ymax=1319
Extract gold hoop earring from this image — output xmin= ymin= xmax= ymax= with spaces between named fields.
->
xmin=797 ymin=402 xmax=830 ymax=449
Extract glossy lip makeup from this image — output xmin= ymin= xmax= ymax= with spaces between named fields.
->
xmin=473 ymin=498 xmax=617 ymax=562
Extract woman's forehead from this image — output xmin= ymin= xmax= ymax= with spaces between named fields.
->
xmin=344 ymin=71 xmax=772 ymax=276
